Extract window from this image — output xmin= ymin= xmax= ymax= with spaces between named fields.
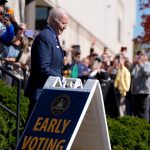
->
xmin=118 ymin=18 xmax=122 ymax=42
xmin=35 ymin=6 xmax=52 ymax=30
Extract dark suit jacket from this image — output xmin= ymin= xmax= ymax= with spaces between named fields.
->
xmin=25 ymin=25 xmax=64 ymax=101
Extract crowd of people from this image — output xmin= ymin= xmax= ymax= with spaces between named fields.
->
xmin=0 ymin=1 xmax=34 ymax=88
xmin=0 ymin=1 xmax=149 ymax=122
xmin=63 ymin=46 xmax=150 ymax=122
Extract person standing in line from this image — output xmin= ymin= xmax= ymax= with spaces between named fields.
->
xmin=131 ymin=50 xmax=150 ymax=122
xmin=25 ymin=7 xmax=69 ymax=117
xmin=114 ymin=54 xmax=131 ymax=117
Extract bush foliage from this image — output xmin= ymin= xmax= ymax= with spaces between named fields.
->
xmin=0 ymin=80 xmax=29 ymax=150
xmin=108 ymin=116 xmax=150 ymax=150
xmin=0 ymin=80 xmax=150 ymax=149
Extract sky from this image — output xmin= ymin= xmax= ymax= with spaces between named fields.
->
xmin=134 ymin=1 xmax=144 ymax=37
xmin=134 ymin=0 xmax=150 ymax=37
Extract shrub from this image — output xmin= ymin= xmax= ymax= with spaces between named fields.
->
xmin=0 ymin=80 xmax=29 ymax=150
xmin=108 ymin=116 xmax=150 ymax=150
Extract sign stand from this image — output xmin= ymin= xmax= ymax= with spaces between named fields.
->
xmin=16 ymin=77 xmax=111 ymax=150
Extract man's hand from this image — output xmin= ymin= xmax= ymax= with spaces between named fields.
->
xmin=2 ymin=17 xmax=11 ymax=26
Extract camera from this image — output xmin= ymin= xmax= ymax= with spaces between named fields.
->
xmin=4 ymin=13 xmax=9 ymax=18
xmin=2 ymin=13 xmax=10 ymax=24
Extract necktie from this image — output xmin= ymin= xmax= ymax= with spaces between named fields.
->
xmin=56 ymin=36 xmax=64 ymax=57
xmin=56 ymin=36 xmax=61 ymax=46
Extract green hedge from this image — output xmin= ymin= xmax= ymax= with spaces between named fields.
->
xmin=0 ymin=79 xmax=150 ymax=149
xmin=0 ymin=80 xmax=29 ymax=150
xmin=108 ymin=116 xmax=150 ymax=150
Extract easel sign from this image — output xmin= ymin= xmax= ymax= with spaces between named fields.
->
xmin=16 ymin=77 xmax=111 ymax=150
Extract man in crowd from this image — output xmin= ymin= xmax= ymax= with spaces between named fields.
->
xmin=131 ymin=50 xmax=150 ymax=121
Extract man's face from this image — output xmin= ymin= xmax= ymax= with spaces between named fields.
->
xmin=138 ymin=53 xmax=146 ymax=63
xmin=53 ymin=14 xmax=68 ymax=35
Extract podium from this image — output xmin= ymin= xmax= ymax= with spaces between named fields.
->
xmin=16 ymin=77 xmax=111 ymax=150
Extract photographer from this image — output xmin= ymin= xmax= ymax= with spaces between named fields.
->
xmin=6 ymin=8 xmax=18 ymax=35
xmin=0 ymin=5 xmax=15 ymax=45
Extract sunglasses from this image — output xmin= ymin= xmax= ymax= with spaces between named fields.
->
xmin=19 ymin=27 xmax=26 ymax=31
xmin=140 ymin=53 xmax=144 ymax=56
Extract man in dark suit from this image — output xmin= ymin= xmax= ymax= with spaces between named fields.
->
xmin=25 ymin=7 xmax=69 ymax=117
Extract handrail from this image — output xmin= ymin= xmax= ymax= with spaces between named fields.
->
xmin=0 ymin=58 xmax=29 ymax=89
xmin=0 ymin=66 xmax=22 ymax=146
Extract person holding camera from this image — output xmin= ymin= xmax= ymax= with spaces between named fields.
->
xmin=0 ymin=5 xmax=15 ymax=45
xmin=0 ymin=23 xmax=26 ymax=85
xmin=5 ymin=8 xmax=18 ymax=35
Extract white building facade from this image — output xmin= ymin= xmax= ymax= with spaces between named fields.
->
xmin=8 ymin=0 xmax=136 ymax=60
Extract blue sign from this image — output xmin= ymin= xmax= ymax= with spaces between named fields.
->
xmin=16 ymin=89 xmax=90 ymax=150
